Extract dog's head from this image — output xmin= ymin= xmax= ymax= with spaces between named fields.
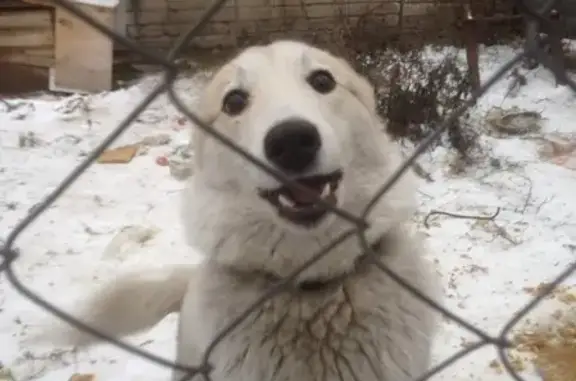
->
xmin=184 ymin=40 xmax=416 ymax=277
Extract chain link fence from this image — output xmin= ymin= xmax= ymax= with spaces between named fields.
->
xmin=1 ymin=0 xmax=576 ymax=380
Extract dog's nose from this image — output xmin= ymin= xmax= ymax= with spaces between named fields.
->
xmin=264 ymin=119 xmax=321 ymax=173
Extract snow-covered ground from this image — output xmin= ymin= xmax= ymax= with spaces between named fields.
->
xmin=1 ymin=45 xmax=575 ymax=381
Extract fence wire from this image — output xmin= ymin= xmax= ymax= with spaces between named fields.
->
xmin=1 ymin=0 xmax=576 ymax=380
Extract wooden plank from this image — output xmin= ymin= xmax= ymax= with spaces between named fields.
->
xmin=22 ymin=0 xmax=119 ymax=8
xmin=0 ymin=10 xmax=52 ymax=28
xmin=1 ymin=47 xmax=54 ymax=67
xmin=12 ymin=47 xmax=53 ymax=57
xmin=2 ymin=55 xmax=53 ymax=67
xmin=19 ymin=0 xmax=55 ymax=7
xmin=20 ymin=0 xmax=127 ymax=38
xmin=50 ymin=3 xmax=114 ymax=92
xmin=113 ymin=0 xmax=127 ymax=37
xmin=0 ymin=28 xmax=53 ymax=47
xmin=0 ymin=1 xmax=48 ymax=10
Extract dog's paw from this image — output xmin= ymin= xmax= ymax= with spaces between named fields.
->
xmin=20 ymin=319 xmax=94 ymax=349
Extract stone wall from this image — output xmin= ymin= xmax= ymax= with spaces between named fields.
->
xmin=125 ymin=0 xmax=515 ymax=50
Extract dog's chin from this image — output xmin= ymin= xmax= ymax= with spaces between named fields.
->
xmin=258 ymin=170 xmax=343 ymax=229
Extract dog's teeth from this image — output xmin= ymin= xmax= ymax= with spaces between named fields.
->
xmin=321 ymin=184 xmax=331 ymax=198
xmin=278 ymin=194 xmax=295 ymax=208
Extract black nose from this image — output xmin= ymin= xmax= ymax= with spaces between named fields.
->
xmin=264 ymin=118 xmax=321 ymax=173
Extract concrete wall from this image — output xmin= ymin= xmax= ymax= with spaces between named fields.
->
xmin=125 ymin=0 xmax=515 ymax=50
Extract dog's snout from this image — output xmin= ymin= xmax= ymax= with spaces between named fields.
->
xmin=264 ymin=119 xmax=321 ymax=173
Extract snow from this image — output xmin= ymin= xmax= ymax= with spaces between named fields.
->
xmin=68 ymin=0 xmax=119 ymax=8
xmin=1 ymin=45 xmax=575 ymax=381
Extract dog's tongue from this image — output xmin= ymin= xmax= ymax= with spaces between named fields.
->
xmin=288 ymin=184 xmax=324 ymax=204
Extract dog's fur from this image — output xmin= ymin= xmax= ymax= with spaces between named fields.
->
xmin=38 ymin=40 xmax=441 ymax=381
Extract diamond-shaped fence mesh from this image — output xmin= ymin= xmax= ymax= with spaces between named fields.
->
xmin=1 ymin=0 xmax=576 ymax=380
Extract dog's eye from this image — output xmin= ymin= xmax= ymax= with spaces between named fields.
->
xmin=222 ymin=89 xmax=249 ymax=116
xmin=307 ymin=70 xmax=336 ymax=94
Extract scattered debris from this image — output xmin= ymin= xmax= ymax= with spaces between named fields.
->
xmin=411 ymin=161 xmax=434 ymax=182
xmin=0 ymin=364 xmax=15 ymax=381
xmin=136 ymin=111 xmax=166 ymax=124
xmin=0 ymin=98 xmax=14 ymax=112
xmin=54 ymin=96 xmax=94 ymax=126
xmin=512 ymin=307 xmax=576 ymax=381
xmin=538 ymin=134 xmax=576 ymax=170
xmin=166 ymin=144 xmax=194 ymax=180
xmin=524 ymin=283 xmax=576 ymax=305
xmin=504 ymin=68 xmax=528 ymax=99
xmin=169 ymin=159 xmax=194 ymax=180
xmin=175 ymin=116 xmax=188 ymax=128
xmin=424 ymin=207 xmax=500 ymax=229
xmin=485 ymin=106 xmax=543 ymax=136
xmin=97 ymin=145 xmax=139 ymax=164
xmin=137 ymin=146 xmax=150 ymax=156
xmin=488 ymin=358 xmax=504 ymax=374
xmin=55 ymin=96 xmax=90 ymax=115
xmin=474 ymin=219 xmax=520 ymax=245
xmin=8 ymin=102 xmax=35 ymax=120
xmin=155 ymin=156 xmax=169 ymax=166
xmin=69 ymin=374 xmax=95 ymax=381
xmin=102 ymin=225 xmax=161 ymax=261
xmin=536 ymin=345 xmax=576 ymax=381
xmin=18 ymin=132 xmax=43 ymax=148
xmin=140 ymin=134 xmax=171 ymax=147
xmin=52 ymin=134 xmax=82 ymax=146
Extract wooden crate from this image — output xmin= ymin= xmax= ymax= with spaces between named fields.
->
xmin=0 ymin=0 xmax=120 ymax=94
xmin=0 ymin=7 xmax=55 ymax=67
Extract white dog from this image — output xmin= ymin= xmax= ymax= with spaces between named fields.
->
xmin=38 ymin=40 xmax=441 ymax=381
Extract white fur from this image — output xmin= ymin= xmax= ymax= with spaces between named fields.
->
xmin=30 ymin=265 xmax=195 ymax=347
xmin=34 ymin=40 xmax=441 ymax=381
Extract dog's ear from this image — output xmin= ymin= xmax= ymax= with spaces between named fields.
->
xmin=189 ymin=64 xmax=236 ymax=170
xmin=335 ymin=56 xmax=377 ymax=113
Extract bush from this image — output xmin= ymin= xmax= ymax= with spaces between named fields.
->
xmin=353 ymin=48 xmax=479 ymax=159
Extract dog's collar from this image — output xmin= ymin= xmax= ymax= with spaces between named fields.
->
xmin=259 ymin=236 xmax=384 ymax=293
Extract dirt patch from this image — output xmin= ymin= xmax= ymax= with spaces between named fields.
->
xmin=514 ymin=314 xmax=576 ymax=381
xmin=485 ymin=284 xmax=576 ymax=380
xmin=497 ymin=284 xmax=576 ymax=380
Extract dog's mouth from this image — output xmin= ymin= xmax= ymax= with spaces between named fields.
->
xmin=258 ymin=170 xmax=343 ymax=227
